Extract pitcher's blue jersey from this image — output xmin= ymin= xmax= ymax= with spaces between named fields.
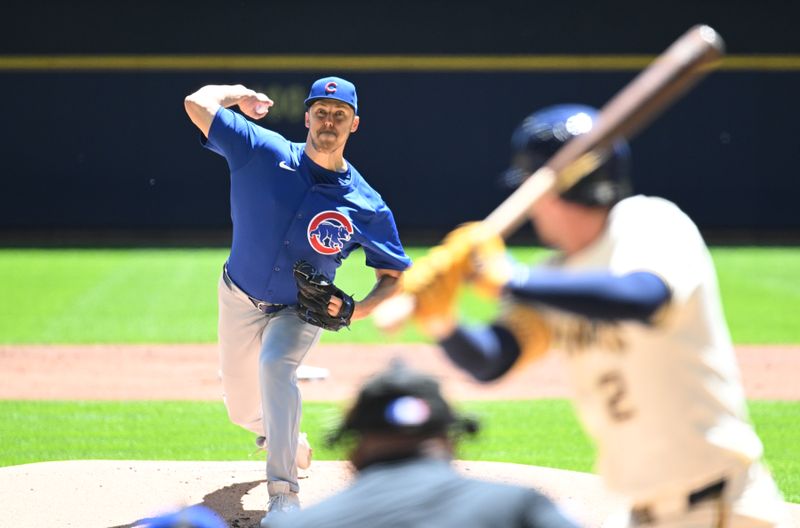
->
xmin=203 ymin=108 xmax=411 ymax=304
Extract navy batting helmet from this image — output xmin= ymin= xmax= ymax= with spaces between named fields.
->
xmin=502 ymin=104 xmax=632 ymax=207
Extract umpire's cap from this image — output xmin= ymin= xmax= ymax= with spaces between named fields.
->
xmin=502 ymin=104 xmax=632 ymax=207
xmin=328 ymin=360 xmax=478 ymax=445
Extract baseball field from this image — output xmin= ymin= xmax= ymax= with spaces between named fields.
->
xmin=1 ymin=246 xmax=799 ymax=526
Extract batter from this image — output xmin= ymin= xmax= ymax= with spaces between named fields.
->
xmin=412 ymin=104 xmax=788 ymax=527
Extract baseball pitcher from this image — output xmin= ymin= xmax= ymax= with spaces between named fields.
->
xmin=184 ymin=76 xmax=411 ymax=525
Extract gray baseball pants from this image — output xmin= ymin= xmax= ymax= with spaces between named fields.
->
xmin=217 ymin=270 xmax=322 ymax=493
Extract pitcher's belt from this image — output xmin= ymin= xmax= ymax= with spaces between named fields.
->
xmin=223 ymin=267 xmax=287 ymax=315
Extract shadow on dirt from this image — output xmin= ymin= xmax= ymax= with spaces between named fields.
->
xmin=107 ymin=480 xmax=264 ymax=528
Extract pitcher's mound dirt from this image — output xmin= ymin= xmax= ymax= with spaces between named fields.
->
xmin=0 ymin=460 xmax=622 ymax=528
xmin=3 ymin=460 xmax=798 ymax=528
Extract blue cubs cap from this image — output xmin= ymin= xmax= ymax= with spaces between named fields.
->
xmin=304 ymin=76 xmax=358 ymax=115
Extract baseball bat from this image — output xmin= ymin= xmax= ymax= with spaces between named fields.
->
xmin=373 ymin=24 xmax=725 ymax=331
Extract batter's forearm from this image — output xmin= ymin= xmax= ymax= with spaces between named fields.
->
xmin=439 ymin=325 xmax=521 ymax=382
xmin=507 ymin=269 xmax=670 ymax=322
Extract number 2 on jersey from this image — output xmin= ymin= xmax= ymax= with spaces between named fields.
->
xmin=597 ymin=370 xmax=636 ymax=422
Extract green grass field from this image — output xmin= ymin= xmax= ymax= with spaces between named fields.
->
xmin=1 ymin=247 xmax=799 ymax=343
xmin=1 ymin=248 xmax=798 ymax=503
xmin=1 ymin=399 xmax=797 ymax=502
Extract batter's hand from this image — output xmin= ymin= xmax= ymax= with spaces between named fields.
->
xmin=404 ymin=223 xmax=495 ymax=336
xmin=468 ymin=228 xmax=512 ymax=298
xmin=238 ymin=91 xmax=273 ymax=120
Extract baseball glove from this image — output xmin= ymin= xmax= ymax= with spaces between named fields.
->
xmin=293 ymin=260 xmax=355 ymax=331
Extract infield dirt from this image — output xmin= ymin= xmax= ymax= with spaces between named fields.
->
xmin=1 ymin=343 xmax=798 ymax=527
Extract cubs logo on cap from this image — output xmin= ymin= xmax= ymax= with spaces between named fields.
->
xmin=307 ymin=210 xmax=353 ymax=255
xmin=304 ymin=76 xmax=358 ymax=114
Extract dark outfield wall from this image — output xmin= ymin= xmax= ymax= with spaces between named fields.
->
xmin=1 ymin=1 xmax=798 ymax=236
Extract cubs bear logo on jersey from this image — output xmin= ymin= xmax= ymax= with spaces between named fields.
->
xmin=307 ymin=211 xmax=354 ymax=255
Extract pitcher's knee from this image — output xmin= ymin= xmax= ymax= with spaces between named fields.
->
xmin=222 ymin=396 xmax=262 ymax=432
xmin=260 ymin=353 xmax=299 ymax=381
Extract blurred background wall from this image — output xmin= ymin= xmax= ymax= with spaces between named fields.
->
xmin=1 ymin=0 xmax=798 ymax=244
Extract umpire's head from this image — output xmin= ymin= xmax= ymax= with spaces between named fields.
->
xmin=328 ymin=360 xmax=478 ymax=470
